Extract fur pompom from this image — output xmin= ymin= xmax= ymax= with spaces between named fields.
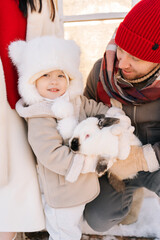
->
xmin=51 ymin=99 xmax=74 ymax=119
xmin=57 ymin=117 xmax=78 ymax=139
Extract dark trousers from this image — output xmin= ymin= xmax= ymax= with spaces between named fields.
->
xmin=84 ymin=170 xmax=160 ymax=232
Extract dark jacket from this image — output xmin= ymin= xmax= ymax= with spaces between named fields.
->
xmin=84 ymin=59 xmax=160 ymax=163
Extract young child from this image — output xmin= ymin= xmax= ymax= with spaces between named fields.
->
xmin=9 ymin=36 xmax=110 ymax=240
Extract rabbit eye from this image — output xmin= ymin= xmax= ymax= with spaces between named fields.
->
xmin=85 ymin=134 xmax=90 ymax=139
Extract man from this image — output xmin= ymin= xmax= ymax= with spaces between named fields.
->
xmin=84 ymin=0 xmax=160 ymax=232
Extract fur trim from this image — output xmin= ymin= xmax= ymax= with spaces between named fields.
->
xmin=8 ymin=40 xmax=27 ymax=66
xmin=9 ymin=36 xmax=83 ymax=105
xmin=51 ymin=93 xmax=79 ymax=139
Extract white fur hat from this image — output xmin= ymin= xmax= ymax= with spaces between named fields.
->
xmin=9 ymin=36 xmax=83 ymax=105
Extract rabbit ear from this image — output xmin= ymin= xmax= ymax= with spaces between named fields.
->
xmin=8 ymin=40 xmax=26 ymax=66
xmin=98 ymin=117 xmax=119 ymax=129
xmin=95 ymin=114 xmax=105 ymax=120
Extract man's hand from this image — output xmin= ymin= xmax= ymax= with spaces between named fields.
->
xmin=109 ymin=145 xmax=159 ymax=180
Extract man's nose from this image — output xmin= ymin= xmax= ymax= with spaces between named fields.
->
xmin=118 ymin=54 xmax=130 ymax=69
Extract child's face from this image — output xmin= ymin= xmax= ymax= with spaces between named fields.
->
xmin=36 ymin=70 xmax=68 ymax=99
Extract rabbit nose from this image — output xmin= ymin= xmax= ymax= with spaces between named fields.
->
xmin=70 ymin=138 xmax=79 ymax=151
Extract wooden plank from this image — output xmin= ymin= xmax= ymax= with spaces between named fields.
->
xmin=61 ymin=12 xmax=127 ymax=22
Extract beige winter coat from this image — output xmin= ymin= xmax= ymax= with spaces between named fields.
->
xmin=17 ymin=96 xmax=109 ymax=208
xmin=0 ymin=0 xmax=63 ymax=231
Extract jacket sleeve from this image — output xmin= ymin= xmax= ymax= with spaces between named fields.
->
xmin=80 ymin=95 xmax=109 ymax=118
xmin=27 ymin=117 xmax=76 ymax=176
xmin=84 ymin=58 xmax=102 ymax=100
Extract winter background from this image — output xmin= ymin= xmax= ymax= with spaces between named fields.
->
xmin=63 ymin=0 xmax=131 ymax=84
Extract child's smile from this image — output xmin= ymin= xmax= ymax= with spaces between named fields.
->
xmin=48 ymin=87 xmax=60 ymax=92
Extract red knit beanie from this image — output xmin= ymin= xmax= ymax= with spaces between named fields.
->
xmin=115 ymin=0 xmax=160 ymax=63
